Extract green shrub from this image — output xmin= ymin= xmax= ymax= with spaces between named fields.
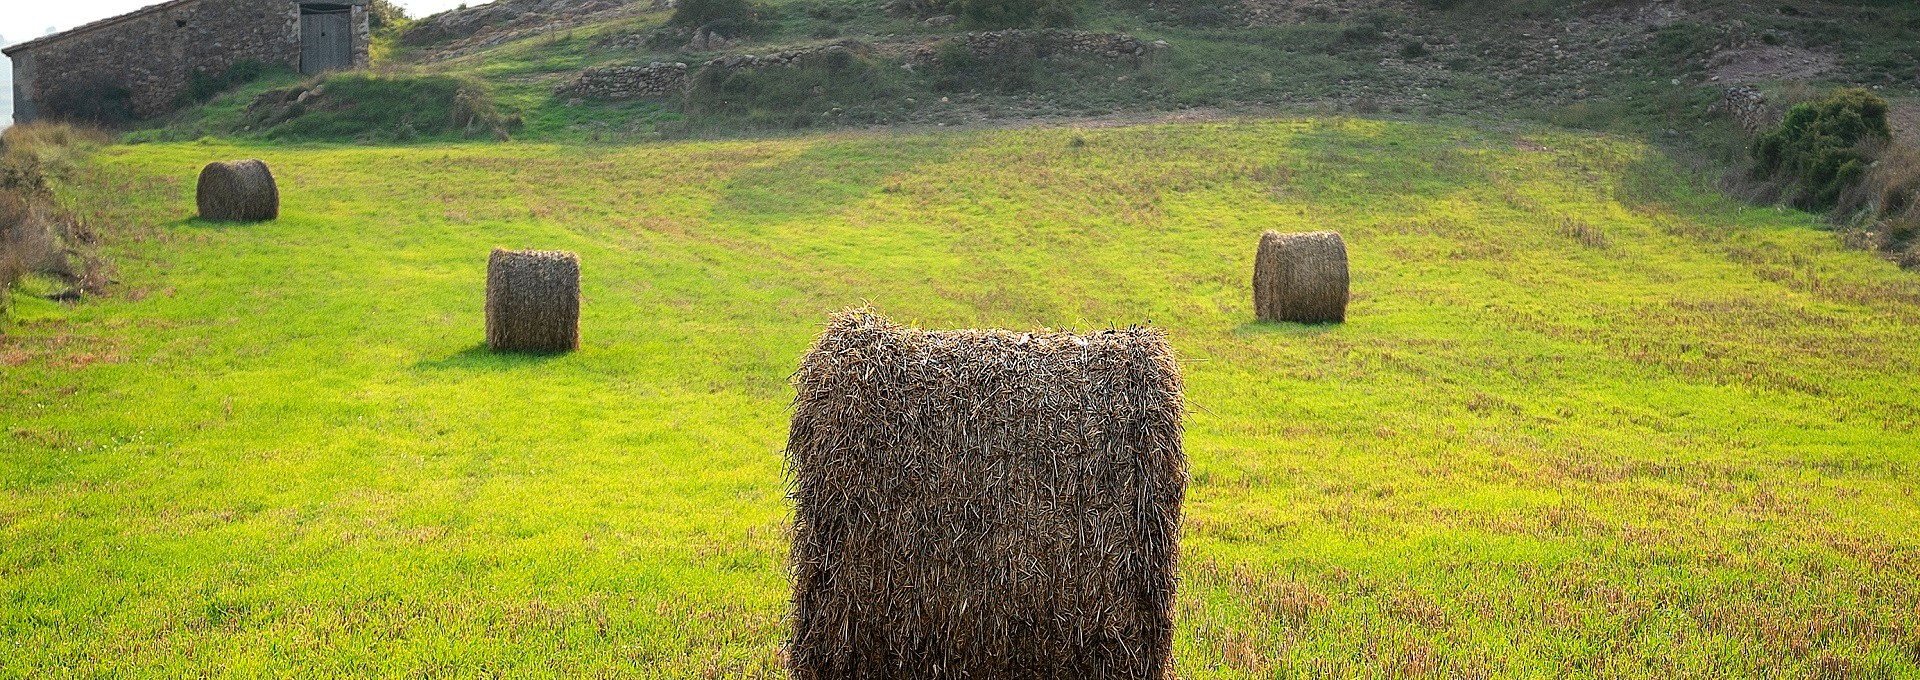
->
xmin=685 ymin=50 xmax=903 ymax=128
xmin=39 ymin=78 xmax=138 ymax=127
xmin=930 ymin=40 xmax=1039 ymax=92
xmin=369 ymin=0 xmax=410 ymax=33
xmin=1338 ymin=24 xmax=1385 ymax=47
xmin=670 ymin=0 xmax=761 ymax=35
xmin=253 ymin=74 xmax=516 ymax=141
xmin=956 ymin=0 xmax=1077 ymax=29
xmin=182 ymin=60 xmax=283 ymax=106
xmin=1650 ymin=22 xmax=1720 ymax=62
xmin=1750 ymin=87 xmax=1892 ymax=210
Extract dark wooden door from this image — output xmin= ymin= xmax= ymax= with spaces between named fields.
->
xmin=300 ymin=11 xmax=352 ymax=74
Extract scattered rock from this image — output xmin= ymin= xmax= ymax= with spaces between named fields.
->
xmin=406 ymin=0 xmax=627 ymax=45
xmin=685 ymin=27 xmax=737 ymax=51
xmin=406 ymin=0 xmax=639 ymax=60
xmin=700 ymin=41 xmax=872 ymax=71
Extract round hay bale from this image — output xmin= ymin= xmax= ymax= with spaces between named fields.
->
xmin=786 ymin=308 xmax=1186 ymax=680
xmin=485 ymin=248 xmax=580 ymax=353
xmin=1253 ymin=229 xmax=1349 ymax=323
xmin=195 ymin=160 xmax=280 ymax=222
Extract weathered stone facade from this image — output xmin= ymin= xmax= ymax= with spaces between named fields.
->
xmin=4 ymin=0 xmax=371 ymax=124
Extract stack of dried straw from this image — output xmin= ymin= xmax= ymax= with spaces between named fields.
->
xmin=195 ymin=160 xmax=279 ymax=222
xmin=785 ymin=308 xmax=1187 ymax=680
xmin=485 ymin=248 xmax=580 ymax=353
xmin=1253 ymin=230 xmax=1349 ymax=323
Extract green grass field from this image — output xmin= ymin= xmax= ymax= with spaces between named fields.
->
xmin=4 ymin=117 xmax=1919 ymax=677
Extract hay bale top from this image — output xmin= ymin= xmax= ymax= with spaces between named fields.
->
xmin=1262 ymin=228 xmax=1341 ymax=247
xmin=195 ymin=159 xmax=279 ymax=222
xmin=490 ymin=247 xmax=578 ymax=269
xmin=793 ymin=309 xmax=1183 ymax=415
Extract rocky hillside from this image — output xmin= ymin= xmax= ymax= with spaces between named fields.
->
xmin=137 ymin=0 xmax=1918 ymax=147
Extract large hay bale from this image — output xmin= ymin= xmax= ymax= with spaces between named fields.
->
xmin=484 ymin=248 xmax=580 ymax=353
xmin=786 ymin=309 xmax=1186 ymax=680
xmin=195 ymin=160 xmax=280 ymax=222
xmin=1253 ymin=229 xmax=1349 ymax=323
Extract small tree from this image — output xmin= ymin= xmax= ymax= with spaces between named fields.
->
xmin=671 ymin=0 xmax=761 ymax=36
xmin=1750 ymin=87 xmax=1892 ymax=210
xmin=369 ymin=0 xmax=411 ymax=33
xmin=956 ymin=0 xmax=1078 ymax=28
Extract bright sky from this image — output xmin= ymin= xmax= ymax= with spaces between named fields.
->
xmin=1 ymin=0 xmax=471 ymax=50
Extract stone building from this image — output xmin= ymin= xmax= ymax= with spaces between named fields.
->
xmin=4 ymin=0 xmax=371 ymax=125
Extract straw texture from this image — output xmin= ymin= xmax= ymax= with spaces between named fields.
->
xmin=195 ymin=160 xmax=279 ymax=222
xmin=484 ymin=248 xmax=580 ymax=353
xmin=1253 ymin=230 xmax=1349 ymax=323
xmin=785 ymin=308 xmax=1187 ymax=680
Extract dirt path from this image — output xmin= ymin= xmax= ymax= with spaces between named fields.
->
xmin=1708 ymin=45 xmax=1838 ymax=84
xmin=1890 ymin=98 xmax=1920 ymax=146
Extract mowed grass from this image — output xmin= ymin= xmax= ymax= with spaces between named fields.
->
xmin=3 ymin=118 xmax=1919 ymax=677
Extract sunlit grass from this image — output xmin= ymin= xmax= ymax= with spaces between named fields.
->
xmin=2 ymin=117 xmax=1917 ymax=677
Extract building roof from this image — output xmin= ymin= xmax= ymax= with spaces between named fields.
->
xmin=3 ymin=0 xmax=367 ymax=57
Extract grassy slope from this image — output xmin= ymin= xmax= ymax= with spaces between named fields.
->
xmin=3 ymin=118 xmax=1920 ymax=676
xmin=143 ymin=0 xmax=1918 ymax=145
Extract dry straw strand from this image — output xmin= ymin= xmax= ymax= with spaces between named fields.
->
xmin=1253 ymin=229 xmax=1349 ymax=323
xmin=485 ymin=248 xmax=580 ymax=353
xmin=785 ymin=308 xmax=1187 ymax=680
xmin=195 ymin=160 xmax=280 ymax=222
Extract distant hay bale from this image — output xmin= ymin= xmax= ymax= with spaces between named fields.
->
xmin=1253 ymin=229 xmax=1349 ymax=323
xmin=485 ymin=248 xmax=580 ymax=353
xmin=195 ymin=160 xmax=280 ymax=222
xmin=785 ymin=308 xmax=1186 ymax=680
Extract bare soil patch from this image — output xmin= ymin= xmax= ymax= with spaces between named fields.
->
xmin=1708 ymin=46 xmax=1838 ymax=85
xmin=1888 ymin=98 xmax=1920 ymax=147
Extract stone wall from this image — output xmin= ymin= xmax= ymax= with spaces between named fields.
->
xmin=903 ymin=30 xmax=1159 ymax=65
xmin=1714 ymin=85 xmax=1778 ymax=136
xmin=5 ymin=0 xmax=369 ymax=123
xmin=704 ymin=43 xmax=862 ymax=71
xmin=556 ymin=62 xmax=690 ymax=100
xmin=351 ymin=5 xmax=373 ymax=70
xmin=11 ymin=54 xmax=37 ymax=124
